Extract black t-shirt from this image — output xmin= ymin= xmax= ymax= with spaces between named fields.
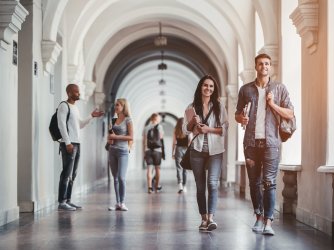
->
xmin=176 ymin=136 xmax=188 ymax=147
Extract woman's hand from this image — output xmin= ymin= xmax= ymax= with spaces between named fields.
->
xmin=196 ymin=124 xmax=210 ymax=134
xmin=108 ymin=133 xmax=117 ymax=140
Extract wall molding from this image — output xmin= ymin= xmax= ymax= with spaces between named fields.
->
xmin=41 ymin=40 xmax=62 ymax=74
xmin=0 ymin=0 xmax=29 ymax=50
xmin=0 ymin=206 xmax=19 ymax=226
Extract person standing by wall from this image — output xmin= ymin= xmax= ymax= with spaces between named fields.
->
xmin=183 ymin=75 xmax=228 ymax=231
xmin=172 ymin=118 xmax=189 ymax=194
xmin=235 ymin=53 xmax=294 ymax=236
xmin=143 ymin=113 xmax=164 ymax=194
xmin=107 ymin=98 xmax=133 ymax=211
xmin=57 ymin=83 xmax=104 ymax=211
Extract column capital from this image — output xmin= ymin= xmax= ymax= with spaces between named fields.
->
xmin=94 ymin=92 xmax=105 ymax=107
xmin=239 ymin=69 xmax=255 ymax=84
xmin=290 ymin=0 xmax=318 ymax=54
xmin=68 ymin=64 xmax=83 ymax=83
xmin=0 ymin=0 xmax=29 ymax=50
xmin=82 ymin=80 xmax=96 ymax=101
xmin=41 ymin=40 xmax=62 ymax=74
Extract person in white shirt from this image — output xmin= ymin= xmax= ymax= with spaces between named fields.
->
xmin=183 ymin=75 xmax=228 ymax=231
xmin=57 ymin=84 xmax=104 ymax=211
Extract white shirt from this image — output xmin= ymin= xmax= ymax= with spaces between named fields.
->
xmin=255 ymin=86 xmax=266 ymax=139
xmin=57 ymin=102 xmax=92 ymax=145
xmin=182 ymin=102 xmax=229 ymax=156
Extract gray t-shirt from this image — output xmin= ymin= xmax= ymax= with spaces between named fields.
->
xmin=109 ymin=117 xmax=132 ymax=150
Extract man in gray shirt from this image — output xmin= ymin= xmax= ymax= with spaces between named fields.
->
xmin=235 ymin=54 xmax=294 ymax=235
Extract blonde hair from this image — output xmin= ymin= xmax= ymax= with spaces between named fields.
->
xmin=116 ymin=98 xmax=131 ymax=117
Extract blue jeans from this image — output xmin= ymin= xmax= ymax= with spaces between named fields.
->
xmin=175 ymin=146 xmax=187 ymax=185
xmin=109 ymin=147 xmax=129 ymax=204
xmin=190 ymin=149 xmax=222 ymax=215
xmin=58 ymin=143 xmax=80 ymax=203
xmin=244 ymin=141 xmax=280 ymax=220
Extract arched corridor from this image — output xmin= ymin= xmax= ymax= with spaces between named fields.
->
xmin=1 ymin=0 xmax=334 ymax=243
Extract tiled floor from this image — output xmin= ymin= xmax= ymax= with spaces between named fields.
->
xmin=0 ymin=167 xmax=333 ymax=250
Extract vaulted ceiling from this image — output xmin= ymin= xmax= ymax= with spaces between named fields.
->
xmin=42 ymin=0 xmax=278 ymax=136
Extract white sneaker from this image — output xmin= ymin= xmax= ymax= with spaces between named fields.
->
xmin=183 ymin=186 xmax=187 ymax=193
xmin=119 ymin=203 xmax=128 ymax=211
xmin=108 ymin=203 xmax=121 ymax=211
xmin=178 ymin=183 xmax=183 ymax=193
xmin=58 ymin=203 xmax=76 ymax=211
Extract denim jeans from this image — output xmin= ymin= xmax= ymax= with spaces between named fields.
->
xmin=109 ymin=147 xmax=129 ymax=203
xmin=175 ymin=146 xmax=187 ymax=185
xmin=58 ymin=143 xmax=80 ymax=203
xmin=190 ymin=149 xmax=222 ymax=215
xmin=244 ymin=141 xmax=280 ymax=220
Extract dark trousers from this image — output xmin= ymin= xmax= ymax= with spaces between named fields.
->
xmin=58 ymin=143 xmax=80 ymax=203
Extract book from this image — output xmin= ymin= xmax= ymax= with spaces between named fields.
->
xmin=242 ymin=102 xmax=251 ymax=129
xmin=185 ymin=107 xmax=196 ymax=121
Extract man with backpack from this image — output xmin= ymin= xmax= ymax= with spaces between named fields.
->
xmin=57 ymin=84 xmax=104 ymax=211
xmin=235 ymin=54 xmax=294 ymax=235
xmin=143 ymin=113 xmax=164 ymax=193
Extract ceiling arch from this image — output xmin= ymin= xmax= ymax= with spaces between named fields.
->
xmin=92 ymin=23 xmax=227 ymax=93
xmin=81 ymin=6 xmax=235 ymax=86
xmin=103 ymin=36 xmax=219 ymax=104
xmin=43 ymin=0 xmax=278 ymax=80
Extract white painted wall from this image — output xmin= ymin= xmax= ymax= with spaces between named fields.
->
xmin=0 ymin=35 xmax=20 ymax=225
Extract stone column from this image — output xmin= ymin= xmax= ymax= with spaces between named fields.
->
xmin=236 ymin=69 xmax=256 ymax=200
xmin=225 ymin=83 xmax=238 ymax=184
xmin=0 ymin=0 xmax=28 ymax=225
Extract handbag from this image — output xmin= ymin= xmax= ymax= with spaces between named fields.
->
xmin=268 ymin=84 xmax=296 ymax=142
xmin=269 ymin=107 xmax=296 ymax=142
xmin=278 ymin=115 xmax=296 ymax=142
xmin=105 ymin=118 xmax=117 ymax=151
xmin=180 ymin=107 xmax=213 ymax=170
xmin=180 ymin=135 xmax=198 ymax=170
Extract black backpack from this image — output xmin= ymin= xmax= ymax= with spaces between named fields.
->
xmin=147 ymin=124 xmax=162 ymax=150
xmin=49 ymin=101 xmax=70 ymax=141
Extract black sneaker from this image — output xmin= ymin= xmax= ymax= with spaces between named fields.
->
xmin=155 ymin=186 xmax=162 ymax=193
xmin=207 ymin=220 xmax=217 ymax=231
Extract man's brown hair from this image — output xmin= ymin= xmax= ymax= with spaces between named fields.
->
xmin=255 ymin=53 xmax=271 ymax=65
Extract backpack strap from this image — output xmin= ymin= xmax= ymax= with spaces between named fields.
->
xmin=189 ymin=106 xmax=214 ymax=144
xmin=57 ymin=101 xmax=70 ymax=152
xmin=59 ymin=101 xmax=70 ymax=134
